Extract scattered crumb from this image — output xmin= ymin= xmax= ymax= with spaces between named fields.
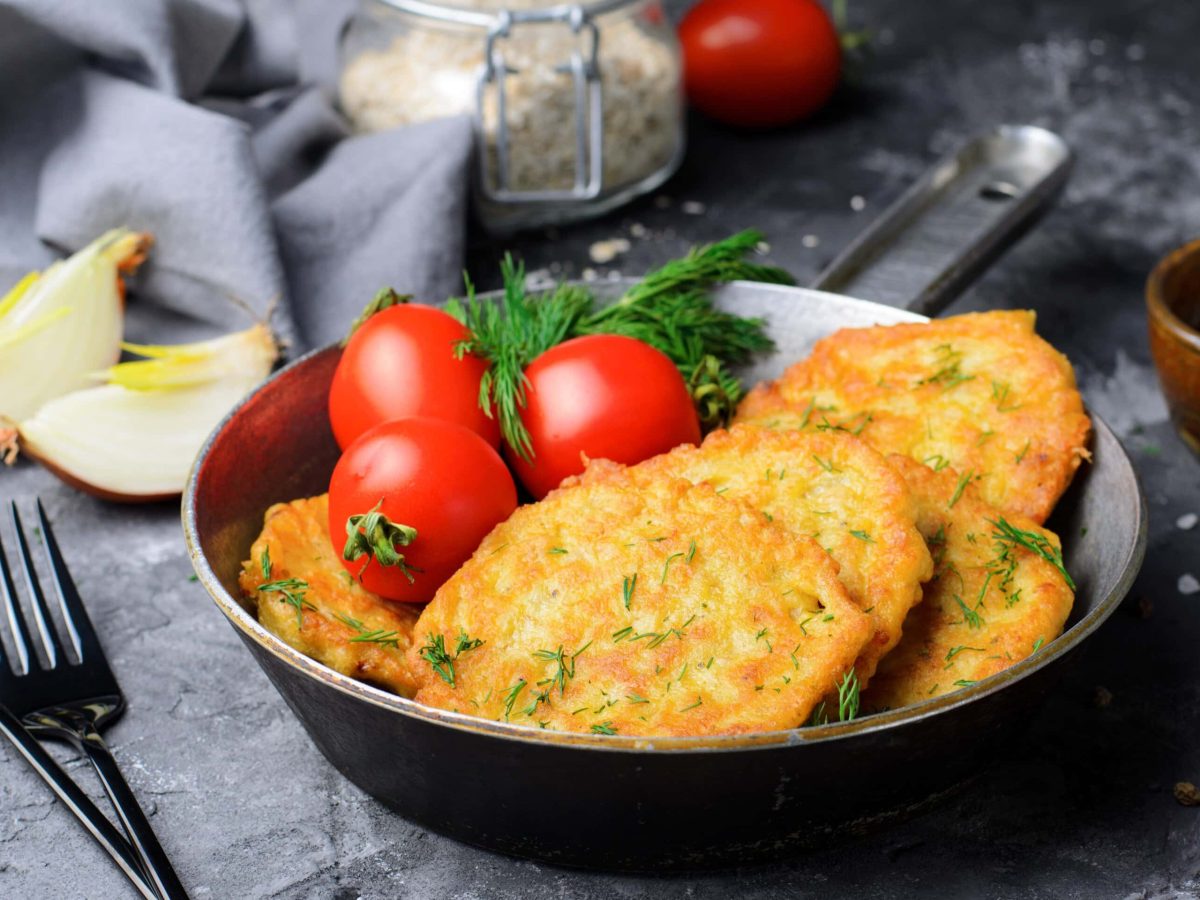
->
xmin=1093 ymin=686 xmax=1113 ymax=708
xmin=850 ymin=195 xmax=866 ymax=211
xmin=1175 ymin=782 xmax=1200 ymax=806
xmin=681 ymin=201 xmax=707 ymax=215
xmin=1177 ymin=513 xmax=1197 ymax=530
xmin=629 ymin=222 xmax=648 ymax=239
xmin=802 ymin=234 xmax=820 ymax=248
xmin=654 ymin=194 xmax=671 ymax=209
xmin=1180 ymin=574 xmax=1200 ymax=596
xmin=581 ymin=267 xmax=598 ymax=282
xmin=589 ymin=238 xmax=631 ymax=264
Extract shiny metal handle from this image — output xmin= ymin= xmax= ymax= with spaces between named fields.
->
xmin=811 ymin=124 xmax=1072 ymax=316
xmin=0 ymin=705 xmax=158 ymax=900
xmin=74 ymin=722 xmax=190 ymax=900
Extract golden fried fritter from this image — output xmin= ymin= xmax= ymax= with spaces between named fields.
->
xmin=735 ymin=310 xmax=1091 ymax=524
xmin=861 ymin=456 xmax=1076 ymax=712
xmin=409 ymin=473 xmax=871 ymax=737
xmin=240 ymin=494 xmax=421 ymax=696
xmin=570 ymin=425 xmax=932 ymax=686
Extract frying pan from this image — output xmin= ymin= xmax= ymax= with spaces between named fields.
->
xmin=183 ymin=125 xmax=1147 ymax=870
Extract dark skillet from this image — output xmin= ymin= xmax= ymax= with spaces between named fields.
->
xmin=182 ymin=127 xmax=1147 ymax=869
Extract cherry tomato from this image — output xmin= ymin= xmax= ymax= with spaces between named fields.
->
xmin=329 ymin=304 xmax=500 ymax=450
xmin=679 ymin=0 xmax=842 ymax=128
xmin=505 ymin=335 xmax=701 ymax=499
xmin=328 ymin=418 xmax=516 ymax=602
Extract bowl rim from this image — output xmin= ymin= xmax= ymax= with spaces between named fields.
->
xmin=182 ymin=286 xmax=1149 ymax=754
xmin=1147 ymin=236 xmax=1200 ymax=355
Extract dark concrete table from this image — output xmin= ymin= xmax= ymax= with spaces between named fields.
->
xmin=3 ymin=0 xmax=1199 ymax=896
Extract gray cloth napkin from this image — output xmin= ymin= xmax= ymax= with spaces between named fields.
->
xmin=0 ymin=0 xmax=474 ymax=350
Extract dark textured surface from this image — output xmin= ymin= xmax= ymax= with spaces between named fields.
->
xmin=2 ymin=0 xmax=1199 ymax=896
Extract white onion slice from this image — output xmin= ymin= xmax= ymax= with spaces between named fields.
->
xmin=0 ymin=229 xmax=150 ymax=421
xmin=13 ymin=324 xmax=276 ymax=501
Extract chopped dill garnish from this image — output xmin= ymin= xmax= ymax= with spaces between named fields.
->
xmin=807 ymin=700 xmax=828 ymax=727
xmin=953 ymin=679 xmax=978 ymax=688
xmin=755 ymin=627 xmax=772 ymax=653
xmin=627 ymin=693 xmax=650 ymax=704
xmin=260 ymin=548 xmax=271 ymax=580
xmin=849 ymin=529 xmax=874 ymax=543
xmin=923 ymin=454 xmax=950 ymax=472
xmin=987 ymin=517 xmax=1075 ymax=589
xmin=418 ymin=634 xmax=456 ymax=686
xmin=686 ymin=539 xmax=697 ymax=563
xmin=502 ymin=679 xmax=527 ymax=720
xmin=681 ymin=696 xmax=703 ymax=712
xmin=591 ymin=721 xmax=618 ymax=735
xmin=943 ymin=645 xmax=985 ymax=668
xmin=992 ymin=380 xmax=1022 ymax=412
xmin=812 ymin=454 xmax=839 ymax=473
xmin=1015 ymin=439 xmax=1031 ymax=464
xmin=916 ymin=343 xmax=975 ymax=389
xmin=1032 ymin=636 xmax=1044 ymax=653
xmin=797 ymin=616 xmax=813 ymax=636
xmin=953 ymin=594 xmax=985 ymax=629
xmin=948 ymin=469 xmax=974 ymax=509
xmin=837 ymin=670 xmax=860 ymax=721
xmin=549 ymin=547 xmax=568 ymax=555
xmin=622 ymin=573 xmax=637 ymax=610
xmin=661 ymin=551 xmax=684 ymax=584
xmin=790 ymin=643 xmax=802 ymax=669
xmin=418 ymin=630 xmax=484 ymax=687
xmin=612 ymin=625 xmax=634 ymax=642
xmin=257 ymin=576 xmax=314 ymax=629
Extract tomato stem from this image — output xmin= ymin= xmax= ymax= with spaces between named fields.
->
xmin=343 ymin=500 xmax=419 ymax=582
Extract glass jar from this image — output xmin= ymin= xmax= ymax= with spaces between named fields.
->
xmin=339 ymin=0 xmax=685 ymax=232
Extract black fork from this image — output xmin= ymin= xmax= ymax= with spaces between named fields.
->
xmin=0 ymin=500 xmax=188 ymax=899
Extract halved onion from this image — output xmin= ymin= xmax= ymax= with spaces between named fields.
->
xmin=0 ymin=229 xmax=151 ymax=421
xmin=10 ymin=324 xmax=276 ymax=502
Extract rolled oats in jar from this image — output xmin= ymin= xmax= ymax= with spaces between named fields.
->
xmin=339 ymin=0 xmax=685 ymax=231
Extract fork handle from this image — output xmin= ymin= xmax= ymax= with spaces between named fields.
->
xmin=0 ymin=705 xmax=158 ymax=900
xmin=75 ymin=725 xmax=190 ymax=900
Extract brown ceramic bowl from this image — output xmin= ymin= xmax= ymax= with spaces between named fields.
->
xmin=183 ymin=282 xmax=1148 ymax=870
xmin=1147 ymin=238 xmax=1200 ymax=455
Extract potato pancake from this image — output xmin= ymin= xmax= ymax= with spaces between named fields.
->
xmin=409 ymin=473 xmax=871 ymax=737
xmin=570 ymin=425 xmax=932 ymax=686
xmin=861 ymin=456 xmax=1075 ymax=713
xmin=735 ymin=310 xmax=1091 ymax=524
xmin=240 ymin=493 xmax=421 ymax=696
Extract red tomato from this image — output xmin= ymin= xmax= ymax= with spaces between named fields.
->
xmin=329 ymin=304 xmax=500 ymax=450
xmin=328 ymin=418 xmax=516 ymax=602
xmin=505 ymin=335 xmax=701 ymax=499
xmin=679 ymin=0 xmax=842 ymax=128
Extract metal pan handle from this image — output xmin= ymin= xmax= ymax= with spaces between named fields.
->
xmin=810 ymin=124 xmax=1072 ymax=316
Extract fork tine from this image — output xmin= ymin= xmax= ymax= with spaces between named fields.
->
xmin=10 ymin=503 xmax=61 ymax=668
xmin=35 ymin=499 xmax=95 ymax=663
xmin=0 ymin=523 xmax=33 ymax=675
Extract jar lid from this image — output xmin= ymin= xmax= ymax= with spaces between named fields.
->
xmin=375 ymin=0 xmax=639 ymax=28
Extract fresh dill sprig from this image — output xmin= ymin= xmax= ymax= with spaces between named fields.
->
xmin=987 ymin=517 xmax=1076 ymax=589
xmin=260 ymin=548 xmax=271 ymax=580
xmin=447 ymin=260 xmax=593 ymax=460
xmin=446 ymin=232 xmax=788 ymax=455
xmin=591 ymin=721 xmax=618 ymax=735
xmin=622 ymin=573 xmax=637 ymax=610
